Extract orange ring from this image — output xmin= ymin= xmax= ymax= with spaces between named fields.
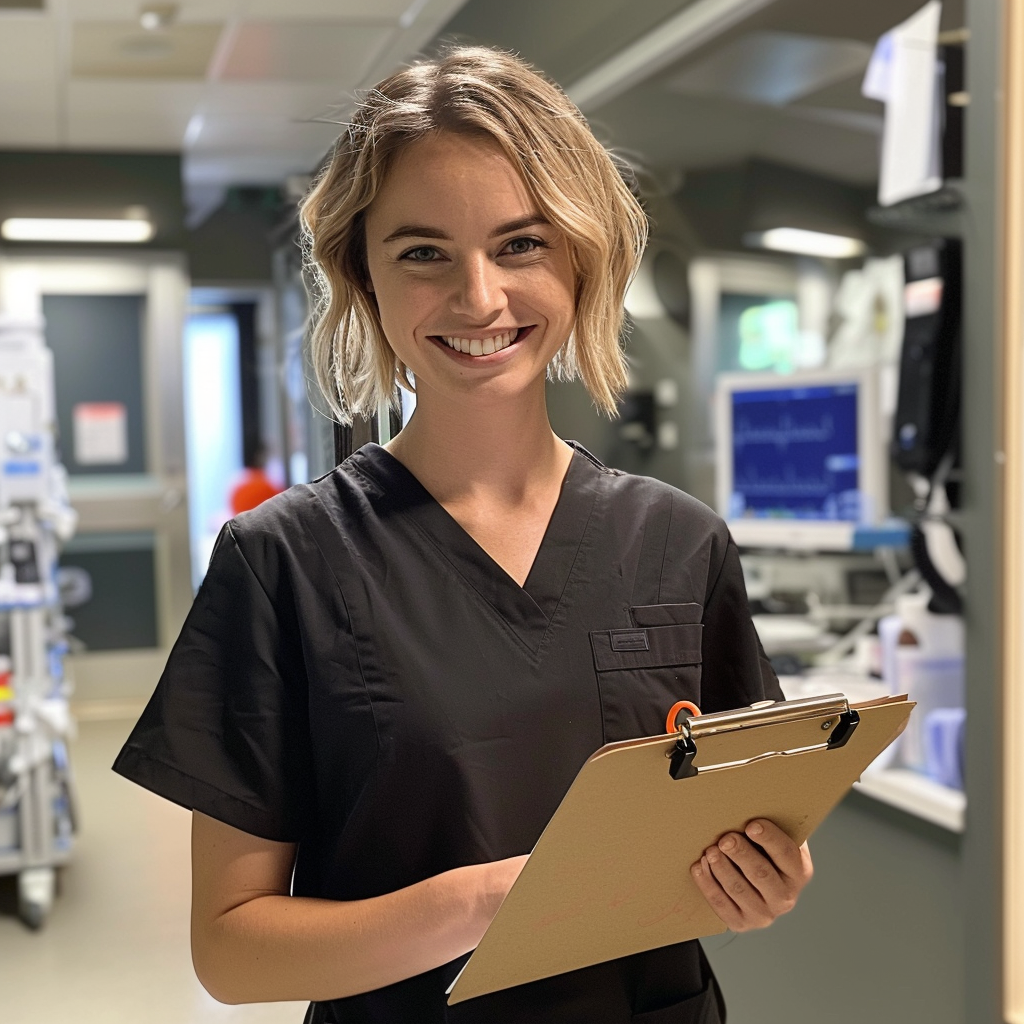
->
xmin=666 ymin=700 xmax=701 ymax=734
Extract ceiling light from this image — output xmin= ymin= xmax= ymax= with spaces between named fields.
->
xmin=1 ymin=218 xmax=155 ymax=243
xmin=139 ymin=3 xmax=178 ymax=31
xmin=745 ymin=227 xmax=867 ymax=259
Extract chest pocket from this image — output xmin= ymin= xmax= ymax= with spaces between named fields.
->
xmin=590 ymin=605 xmax=703 ymax=744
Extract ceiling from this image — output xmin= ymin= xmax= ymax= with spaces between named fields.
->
xmin=0 ymin=0 xmax=967 ymax=223
xmin=0 ymin=0 xmax=468 ymax=218
xmin=442 ymin=0 xmax=967 ymax=188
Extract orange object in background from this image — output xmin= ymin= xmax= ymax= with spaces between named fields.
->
xmin=230 ymin=468 xmax=281 ymax=515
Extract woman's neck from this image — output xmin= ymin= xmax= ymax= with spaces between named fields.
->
xmin=383 ymin=387 xmax=572 ymax=509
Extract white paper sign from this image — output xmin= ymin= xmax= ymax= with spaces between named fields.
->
xmin=870 ymin=1 xmax=944 ymax=207
xmin=73 ymin=402 xmax=128 ymax=465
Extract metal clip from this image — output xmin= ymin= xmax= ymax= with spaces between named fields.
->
xmin=826 ymin=708 xmax=861 ymax=749
xmin=669 ymin=723 xmax=699 ymax=780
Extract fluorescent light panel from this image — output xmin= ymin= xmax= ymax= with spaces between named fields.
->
xmin=746 ymin=227 xmax=867 ymax=259
xmin=1 ymin=218 xmax=154 ymax=243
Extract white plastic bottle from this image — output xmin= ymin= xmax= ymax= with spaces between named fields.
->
xmin=879 ymin=592 xmax=965 ymax=774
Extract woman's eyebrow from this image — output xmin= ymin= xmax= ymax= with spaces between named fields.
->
xmin=380 ymin=215 xmax=549 ymax=245
xmin=381 ymin=225 xmax=450 ymax=244
xmin=489 ymin=215 xmax=549 ymax=237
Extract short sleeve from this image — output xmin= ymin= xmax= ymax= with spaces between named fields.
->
xmin=112 ymin=522 xmax=315 ymax=842
xmin=699 ymin=535 xmax=783 ymax=714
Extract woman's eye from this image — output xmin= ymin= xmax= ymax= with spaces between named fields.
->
xmin=504 ymin=237 xmax=544 ymax=255
xmin=401 ymin=246 xmax=439 ymax=262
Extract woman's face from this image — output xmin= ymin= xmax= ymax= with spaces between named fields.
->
xmin=363 ymin=132 xmax=576 ymax=410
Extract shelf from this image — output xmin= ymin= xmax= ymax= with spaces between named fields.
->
xmin=854 ymin=768 xmax=965 ymax=832
xmin=851 ymin=520 xmax=911 ymax=550
xmin=732 ymin=519 xmax=911 ymax=553
xmin=867 ymin=181 xmax=965 ymax=237
xmin=778 ymin=673 xmax=965 ymax=832
xmin=0 ymin=845 xmax=72 ymax=877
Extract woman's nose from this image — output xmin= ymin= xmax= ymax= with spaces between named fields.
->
xmin=449 ymin=254 xmax=507 ymax=321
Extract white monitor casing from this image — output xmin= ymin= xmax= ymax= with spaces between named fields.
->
xmin=714 ymin=367 xmax=888 ymax=552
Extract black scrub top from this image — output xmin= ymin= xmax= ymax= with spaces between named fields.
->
xmin=113 ymin=442 xmax=781 ymax=1024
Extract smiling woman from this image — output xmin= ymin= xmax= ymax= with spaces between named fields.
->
xmin=112 ymin=44 xmax=808 ymax=1024
xmin=299 ymin=46 xmax=648 ymax=424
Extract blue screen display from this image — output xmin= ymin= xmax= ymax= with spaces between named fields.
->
xmin=729 ymin=383 xmax=863 ymax=522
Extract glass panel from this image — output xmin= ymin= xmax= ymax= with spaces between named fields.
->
xmin=184 ymin=311 xmax=243 ymax=590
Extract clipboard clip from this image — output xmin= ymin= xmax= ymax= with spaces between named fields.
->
xmin=669 ymin=729 xmax=699 ymax=780
xmin=826 ymin=708 xmax=861 ymax=749
xmin=667 ymin=694 xmax=862 ymax=779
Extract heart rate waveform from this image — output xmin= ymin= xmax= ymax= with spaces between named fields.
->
xmin=733 ymin=414 xmax=837 ymax=449
xmin=729 ymin=385 xmax=861 ymax=520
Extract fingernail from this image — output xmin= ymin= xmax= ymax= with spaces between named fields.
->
xmin=692 ymin=862 xmax=702 ymax=878
xmin=719 ymin=835 xmax=736 ymax=852
xmin=706 ymin=850 xmax=719 ymax=865
xmin=747 ymin=821 xmax=764 ymax=837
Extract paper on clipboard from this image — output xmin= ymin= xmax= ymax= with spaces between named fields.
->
xmin=447 ymin=693 xmax=913 ymax=1006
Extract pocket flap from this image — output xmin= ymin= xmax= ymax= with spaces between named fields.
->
xmin=630 ymin=603 xmax=703 ymax=626
xmin=590 ymin=622 xmax=703 ymax=671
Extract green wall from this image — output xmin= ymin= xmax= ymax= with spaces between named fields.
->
xmin=705 ymin=796 xmax=963 ymax=1023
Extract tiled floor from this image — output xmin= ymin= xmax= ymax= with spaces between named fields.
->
xmin=0 ymin=717 xmax=307 ymax=1024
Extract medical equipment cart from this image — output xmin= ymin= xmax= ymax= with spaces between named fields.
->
xmin=0 ymin=313 xmax=79 ymax=929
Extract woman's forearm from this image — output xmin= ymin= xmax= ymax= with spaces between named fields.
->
xmin=192 ymin=856 xmax=527 ymax=1004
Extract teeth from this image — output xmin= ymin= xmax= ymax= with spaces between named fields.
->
xmin=441 ymin=328 xmax=519 ymax=355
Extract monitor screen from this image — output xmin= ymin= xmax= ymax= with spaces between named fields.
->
xmin=728 ymin=383 xmax=861 ymax=522
xmin=715 ymin=369 xmax=886 ymax=550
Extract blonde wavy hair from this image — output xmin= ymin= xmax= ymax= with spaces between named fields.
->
xmin=300 ymin=45 xmax=649 ymax=423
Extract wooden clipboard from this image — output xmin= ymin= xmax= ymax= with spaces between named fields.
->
xmin=447 ymin=692 xmax=913 ymax=1005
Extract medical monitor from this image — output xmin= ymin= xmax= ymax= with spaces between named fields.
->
xmin=715 ymin=368 xmax=887 ymax=551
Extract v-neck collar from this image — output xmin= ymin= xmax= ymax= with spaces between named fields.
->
xmin=347 ymin=442 xmax=602 ymax=652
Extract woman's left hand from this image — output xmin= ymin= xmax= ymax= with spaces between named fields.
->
xmin=690 ymin=819 xmax=813 ymax=931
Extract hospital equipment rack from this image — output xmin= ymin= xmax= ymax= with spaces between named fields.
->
xmin=0 ymin=313 xmax=79 ymax=928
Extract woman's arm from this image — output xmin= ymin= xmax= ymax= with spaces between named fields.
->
xmin=190 ymin=811 xmax=528 ymax=1004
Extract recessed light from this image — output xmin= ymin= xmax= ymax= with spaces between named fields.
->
xmin=1 ymin=218 xmax=154 ymax=243
xmin=745 ymin=227 xmax=867 ymax=259
xmin=139 ymin=3 xmax=178 ymax=31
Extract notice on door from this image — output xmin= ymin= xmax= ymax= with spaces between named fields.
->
xmin=73 ymin=402 xmax=128 ymax=465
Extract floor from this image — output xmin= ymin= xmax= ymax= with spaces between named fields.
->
xmin=0 ymin=717 xmax=308 ymax=1024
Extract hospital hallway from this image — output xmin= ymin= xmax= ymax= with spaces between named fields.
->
xmin=0 ymin=715 xmax=306 ymax=1024
xmin=0 ymin=0 xmax=1019 ymax=1019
